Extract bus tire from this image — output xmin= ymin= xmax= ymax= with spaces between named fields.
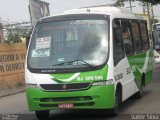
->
xmin=134 ymin=75 xmax=145 ymax=99
xmin=135 ymin=82 xmax=143 ymax=99
xmin=109 ymin=91 xmax=120 ymax=116
xmin=35 ymin=110 xmax=49 ymax=120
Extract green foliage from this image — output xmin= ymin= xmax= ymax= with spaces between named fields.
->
xmin=7 ymin=33 xmax=21 ymax=43
xmin=143 ymin=0 xmax=160 ymax=5
xmin=119 ymin=0 xmax=160 ymax=5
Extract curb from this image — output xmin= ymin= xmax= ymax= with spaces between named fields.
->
xmin=0 ymin=86 xmax=25 ymax=98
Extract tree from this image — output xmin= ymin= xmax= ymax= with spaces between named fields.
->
xmin=143 ymin=0 xmax=160 ymax=5
xmin=117 ymin=0 xmax=160 ymax=5
xmin=114 ymin=0 xmax=159 ymax=30
xmin=7 ymin=33 xmax=21 ymax=43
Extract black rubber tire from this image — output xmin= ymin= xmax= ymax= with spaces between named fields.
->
xmin=134 ymin=83 xmax=144 ymax=99
xmin=110 ymin=92 xmax=119 ymax=116
xmin=35 ymin=110 xmax=49 ymax=120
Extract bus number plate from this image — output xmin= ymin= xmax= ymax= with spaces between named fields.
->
xmin=58 ymin=103 xmax=74 ymax=108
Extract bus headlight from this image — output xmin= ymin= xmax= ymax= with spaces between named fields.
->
xmin=92 ymin=79 xmax=113 ymax=86
xmin=26 ymin=83 xmax=38 ymax=88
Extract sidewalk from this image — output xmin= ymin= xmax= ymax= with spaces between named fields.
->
xmin=0 ymin=85 xmax=25 ymax=98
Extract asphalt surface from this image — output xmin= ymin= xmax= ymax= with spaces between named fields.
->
xmin=0 ymin=63 xmax=160 ymax=120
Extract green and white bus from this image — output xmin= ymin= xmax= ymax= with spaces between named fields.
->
xmin=25 ymin=6 xmax=153 ymax=119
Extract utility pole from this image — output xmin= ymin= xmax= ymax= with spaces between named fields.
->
xmin=142 ymin=2 xmax=152 ymax=31
xmin=151 ymin=5 xmax=155 ymax=24
xmin=126 ymin=0 xmax=135 ymax=11
xmin=129 ymin=0 xmax=132 ymax=11
xmin=147 ymin=3 xmax=152 ymax=31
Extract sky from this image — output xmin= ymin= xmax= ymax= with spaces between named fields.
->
xmin=0 ymin=0 xmax=160 ymax=23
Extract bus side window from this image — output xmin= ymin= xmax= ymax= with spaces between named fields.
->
xmin=121 ymin=21 xmax=134 ymax=55
xmin=113 ymin=20 xmax=125 ymax=66
xmin=131 ymin=22 xmax=142 ymax=53
xmin=140 ymin=23 xmax=149 ymax=51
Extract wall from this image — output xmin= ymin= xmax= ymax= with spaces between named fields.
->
xmin=0 ymin=43 xmax=26 ymax=90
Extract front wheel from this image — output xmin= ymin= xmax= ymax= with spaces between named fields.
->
xmin=35 ymin=110 xmax=49 ymax=120
xmin=109 ymin=92 xmax=119 ymax=116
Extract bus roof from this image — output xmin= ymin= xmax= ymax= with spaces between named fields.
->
xmin=63 ymin=6 xmax=144 ymax=20
xmin=40 ymin=6 xmax=144 ymax=21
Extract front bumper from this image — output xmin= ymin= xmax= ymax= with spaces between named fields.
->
xmin=26 ymin=85 xmax=115 ymax=111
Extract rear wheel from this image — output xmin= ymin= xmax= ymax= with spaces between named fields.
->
xmin=134 ymin=74 xmax=145 ymax=99
xmin=35 ymin=110 xmax=49 ymax=120
xmin=134 ymin=83 xmax=144 ymax=98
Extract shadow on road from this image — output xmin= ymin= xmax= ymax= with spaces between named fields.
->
xmin=119 ymin=89 xmax=152 ymax=113
xmin=47 ymin=89 xmax=152 ymax=120
xmin=49 ymin=109 xmax=114 ymax=120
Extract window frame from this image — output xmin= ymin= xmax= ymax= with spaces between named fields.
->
xmin=121 ymin=19 xmax=135 ymax=56
xmin=113 ymin=18 xmax=149 ymax=57
xmin=139 ymin=22 xmax=150 ymax=51
xmin=130 ymin=20 xmax=143 ymax=53
xmin=113 ymin=19 xmax=125 ymax=66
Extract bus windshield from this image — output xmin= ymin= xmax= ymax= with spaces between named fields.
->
xmin=28 ymin=19 xmax=109 ymax=70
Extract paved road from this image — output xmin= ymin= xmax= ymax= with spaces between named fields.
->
xmin=0 ymin=63 xmax=160 ymax=120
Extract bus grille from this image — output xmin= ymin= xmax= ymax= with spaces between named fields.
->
xmin=40 ymin=96 xmax=92 ymax=102
xmin=39 ymin=102 xmax=95 ymax=108
xmin=37 ymin=96 xmax=95 ymax=108
xmin=40 ymin=82 xmax=91 ymax=91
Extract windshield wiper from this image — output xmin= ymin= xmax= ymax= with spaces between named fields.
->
xmin=52 ymin=59 xmax=97 ymax=69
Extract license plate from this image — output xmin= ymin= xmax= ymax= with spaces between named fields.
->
xmin=58 ymin=103 xmax=74 ymax=108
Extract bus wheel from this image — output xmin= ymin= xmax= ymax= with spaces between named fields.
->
xmin=135 ymin=83 xmax=143 ymax=99
xmin=110 ymin=92 xmax=119 ymax=116
xmin=35 ymin=110 xmax=49 ymax=120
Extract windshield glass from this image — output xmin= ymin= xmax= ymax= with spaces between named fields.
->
xmin=28 ymin=19 xmax=109 ymax=70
